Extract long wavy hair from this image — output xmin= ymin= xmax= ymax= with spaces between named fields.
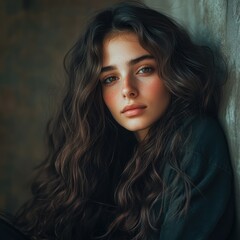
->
xmin=14 ymin=1 xmax=223 ymax=240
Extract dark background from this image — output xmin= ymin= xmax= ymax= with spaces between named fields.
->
xmin=0 ymin=0 xmax=122 ymax=213
xmin=0 ymin=1 xmax=239 ymax=239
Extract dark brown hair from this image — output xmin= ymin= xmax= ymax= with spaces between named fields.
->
xmin=14 ymin=1 xmax=222 ymax=239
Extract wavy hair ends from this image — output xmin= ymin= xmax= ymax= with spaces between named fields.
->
xmin=14 ymin=1 xmax=223 ymax=240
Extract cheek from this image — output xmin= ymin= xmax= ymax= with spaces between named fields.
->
xmin=103 ymin=90 xmax=118 ymax=111
xmin=146 ymin=80 xmax=169 ymax=100
xmin=150 ymin=82 xmax=171 ymax=110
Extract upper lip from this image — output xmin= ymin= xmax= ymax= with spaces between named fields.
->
xmin=121 ymin=104 xmax=147 ymax=113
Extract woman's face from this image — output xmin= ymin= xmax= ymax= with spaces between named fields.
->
xmin=100 ymin=32 xmax=170 ymax=141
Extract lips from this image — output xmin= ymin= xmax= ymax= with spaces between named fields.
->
xmin=121 ymin=104 xmax=147 ymax=117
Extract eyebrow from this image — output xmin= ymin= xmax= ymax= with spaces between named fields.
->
xmin=100 ymin=54 xmax=154 ymax=73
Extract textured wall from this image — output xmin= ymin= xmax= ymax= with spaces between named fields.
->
xmin=144 ymin=0 xmax=240 ymax=238
xmin=0 ymin=0 xmax=121 ymax=213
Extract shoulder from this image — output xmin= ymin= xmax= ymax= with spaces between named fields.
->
xmin=183 ymin=115 xmax=227 ymax=145
xmin=181 ymin=115 xmax=232 ymax=176
xmin=159 ymin=116 xmax=235 ymax=240
xmin=183 ymin=115 xmax=229 ymax=156
xmin=186 ymin=115 xmax=227 ymax=143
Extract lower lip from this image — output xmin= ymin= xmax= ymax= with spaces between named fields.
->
xmin=123 ymin=108 xmax=146 ymax=117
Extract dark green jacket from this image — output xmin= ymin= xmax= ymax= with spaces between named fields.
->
xmin=153 ymin=116 xmax=235 ymax=240
xmin=95 ymin=116 xmax=235 ymax=240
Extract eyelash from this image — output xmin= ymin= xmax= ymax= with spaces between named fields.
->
xmin=137 ymin=66 xmax=154 ymax=74
xmin=100 ymin=66 xmax=155 ymax=85
xmin=101 ymin=76 xmax=119 ymax=85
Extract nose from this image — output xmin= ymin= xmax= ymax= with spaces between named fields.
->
xmin=121 ymin=75 xmax=138 ymax=98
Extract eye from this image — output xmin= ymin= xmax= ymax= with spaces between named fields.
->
xmin=137 ymin=66 xmax=154 ymax=74
xmin=101 ymin=76 xmax=119 ymax=85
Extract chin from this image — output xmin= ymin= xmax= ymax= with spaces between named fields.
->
xmin=123 ymin=124 xmax=151 ymax=132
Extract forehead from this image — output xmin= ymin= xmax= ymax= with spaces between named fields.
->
xmin=103 ymin=31 xmax=139 ymax=49
xmin=102 ymin=32 xmax=150 ymax=64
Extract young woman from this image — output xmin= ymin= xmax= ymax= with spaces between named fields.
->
xmin=12 ymin=1 xmax=234 ymax=239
